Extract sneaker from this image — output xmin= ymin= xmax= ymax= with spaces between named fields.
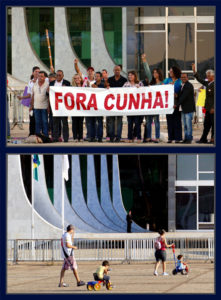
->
xmin=58 ymin=283 xmax=69 ymax=287
xmin=77 ymin=280 xmax=85 ymax=287
xmin=154 ymin=271 xmax=158 ymax=276
xmin=162 ymin=272 xmax=169 ymax=276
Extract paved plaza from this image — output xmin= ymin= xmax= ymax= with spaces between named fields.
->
xmin=7 ymin=260 xmax=214 ymax=294
xmin=8 ymin=122 xmax=214 ymax=146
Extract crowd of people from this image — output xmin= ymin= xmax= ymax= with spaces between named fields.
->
xmin=15 ymin=54 xmax=214 ymax=144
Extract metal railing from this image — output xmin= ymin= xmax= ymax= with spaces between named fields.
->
xmin=7 ymin=237 xmax=214 ymax=263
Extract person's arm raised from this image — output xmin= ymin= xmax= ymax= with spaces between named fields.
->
xmin=141 ymin=53 xmax=152 ymax=82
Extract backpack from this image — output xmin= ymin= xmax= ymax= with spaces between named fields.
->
xmin=154 ymin=238 xmax=161 ymax=250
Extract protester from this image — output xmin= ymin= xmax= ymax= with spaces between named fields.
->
xmin=101 ymin=69 xmax=111 ymax=140
xmin=154 ymin=229 xmax=174 ymax=276
xmin=164 ymin=66 xmax=182 ymax=143
xmin=175 ymin=73 xmax=195 ymax=144
xmin=123 ymin=71 xmax=143 ymax=143
xmin=89 ymin=72 xmax=105 ymax=142
xmin=50 ymin=70 xmax=70 ymax=142
xmin=59 ymin=224 xmax=85 ymax=287
xmin=106 ymin=65 xmax=127 ymax=142
xmin=71 ymin=74 xmax=84 ymax=142
xmin=74 ymin=58 xmax=95 ymax=140
xmin=192 ymin=64 xmax=214 ymax=144
xmin=18 ymin=66 xmax=40 ymax=136
xmin=30 ymin=71 xmax=49 ymax=137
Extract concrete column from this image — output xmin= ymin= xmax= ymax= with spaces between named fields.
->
xmin=126 ymin=7 xmax=137 ymax=71
xmin=11 ymin=8 xmax=49 ymax=82
xmin=54 ymin=7 xmax=87 ymax=82
xmin=122 ymin=7 xmax=127 ymax=73
xmin=168 ymin=154 xmax=176 ymax=232
xmin=91 ymin=7 xmax=115 ymax=75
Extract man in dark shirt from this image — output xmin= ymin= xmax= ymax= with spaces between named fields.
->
xmin=126 ymin=210 xmax=133 ymax=233
xmin=175 ymin=73 xmax=195 ymax=144
xmin=106 ymin=66 xmax=127 ymax=142
xmin=192 ymin=64 xmax=215 ymax=144
xmin=89 ymin=72 xmax=105 ymax=142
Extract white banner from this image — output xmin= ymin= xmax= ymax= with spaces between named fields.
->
xmin=49 ymin=85 xmax=174 ymax=117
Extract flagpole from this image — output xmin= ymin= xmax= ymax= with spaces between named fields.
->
xmin=31 ymin=154 xmax=34 ymax=240
xmin=62 ymin=157 xmax=64 ymax=233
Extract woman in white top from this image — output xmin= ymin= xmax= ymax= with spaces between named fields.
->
xmin=123 ymin=71 xmax=144 ymax=143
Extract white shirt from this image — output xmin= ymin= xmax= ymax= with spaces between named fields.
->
xmin=27 ymin=77 xmax=49 ymax=95
xmin=61 ymin=232 xmax=73 ymax=258
xmin=54 ymin=80 xmax=63 ymax=87
xmin=82 ymin=74 xmax=95 ymax=87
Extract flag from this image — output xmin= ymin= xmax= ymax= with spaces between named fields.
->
xmin=63 ymin=155 xmax=69 ymax=181
xmin=33 ymin=155 xmax=40 ymax=181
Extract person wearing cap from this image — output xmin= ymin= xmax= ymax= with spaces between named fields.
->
xmin=192 ymin=63 xmax=215 ymax=144
xmin=59 ymin=224 xmax=85 ymax=287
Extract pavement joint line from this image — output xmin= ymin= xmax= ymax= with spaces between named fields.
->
xmin=163 ymin=269 xmax=213 ymax=293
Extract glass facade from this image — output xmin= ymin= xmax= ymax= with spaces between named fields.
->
xmin=176 ymin=154 xmax=215 ymax=230
xmin=101 ymin=7 xmax=122 ymax=65
xmin=26 ymin=8 xmax=54 ymax=69
xmin=66 ymin=8 xmax=91 ymax=68
xmin=134 ymin=6 xmax=215 ymax=78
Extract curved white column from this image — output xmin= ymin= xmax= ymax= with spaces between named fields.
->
xmin=8 ymin=155 xmax=61 ymax=239
xmin=54 ymin=7 xmax=87 ymax=83
xmin=71 ymin=155 xmax=110 ymax=232
xmin=11 ymin=8 xmax=49 ymax=82
xmin=87 ymin=155 xmax=121 ymax=232
xmin=100 ymin=155 xmax=126 ymax=232
xmin=112 ymin=155 xmax=146 ymax=232
xmin=34 ymin=155 xmax=68 ymax=229
xmin=53 ymin=155 xmax=99 ymax=233
xmin=91 ymin=8 xmax=116 ymax=75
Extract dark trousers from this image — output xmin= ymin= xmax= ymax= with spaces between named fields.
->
xmin=127 ymin=224 xmax=132 ymax=233
xmin=48 ymin=110 xmax=53 ymax=134
xmin=72 ymin=117 xmax=84 ymax=140
xmin=127 ymin=116 xmax=142 ymax=140
xmin=166 ymin=109 xmax=182 ymax=141
xmin=29 ymin=115 xmax=35 ymax=136
xmin=109 ymin=116 xmax=122 ymax=139
xmin=34 ymin=109 xmax=48 ymax=137
xmin=93 ymin=273 xmax=110 ymax=283
xmin=200 ymin=111 xmax=214 ymax=141
xmin=87 ymin=117 xmax=103 ymax=139
xmin=53 ymin=117 xmax=69 ymax=142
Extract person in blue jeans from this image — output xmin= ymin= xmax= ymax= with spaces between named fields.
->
xmin=174 ymin=73 xmax=195 ymax=144
xmin=30 ymin=71 xmax=49 ymax=137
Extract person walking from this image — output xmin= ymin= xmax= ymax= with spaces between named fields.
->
xmin=59 ymin=225 xmax=85 ymax=287
xmin=192 ymin=64 xmax=215 ymax=144
xmin=153 ymin=229 xmax=174 ymax=276
xmin=175 ymin=73 xmax=195 ymax=144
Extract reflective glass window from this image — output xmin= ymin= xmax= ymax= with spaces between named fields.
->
xmin=168 ymin=6 xmax=194 ymax=16
xmin=199 ymin=186 xmax=214 ymax=222
xmin=137 ymin=7 xmax=165 ymax=17
xmin=197 ymin=24 xmax=214 ymax=30
xmin=26 ymin=8 xmax=54 ymax=68
xmin=177 ymin=155 xmax=197 ymax=180
xmin=176 ymin=193 xmax=197 ymax=229
xmin=176 ymin=186 xmax=197 ymax=191
xmin=168 ymin=24 xmax=194 ymax=70
xmin=197 ymin=32 xmax=214 ymax=77
xmin=199 ymin=173 xmax=214 ymax=180
xmin=101 ymin=7 xmax=122 ymax=65
xmin=197 ymin=6 xmax=215 ymax=16
xmin=199 ymin=155 xmax=215 ymax=172
xmin=67 ymin=8 xmax=91 ymax=68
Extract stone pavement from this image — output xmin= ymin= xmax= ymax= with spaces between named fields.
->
xmin=8 ymin=122 xmax=214 ymax=147
xmin=7 ymin=261 xmax=214 ymax=294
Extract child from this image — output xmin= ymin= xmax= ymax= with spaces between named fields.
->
xmin=93 ymin=260 xmax=111 ymax=285
xmin=176 ymin=255 xmax=189 ymax=274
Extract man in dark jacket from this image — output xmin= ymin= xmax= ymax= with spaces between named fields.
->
xmin=192 ymin=64 xmax=215 ymax=144
xmin=126 ymin=210 xmax=133 ymax=233
xmin=175 ymin=73 xmax=195 ymax=144
xmin=49 ymin=70 xmax=71 ymax=142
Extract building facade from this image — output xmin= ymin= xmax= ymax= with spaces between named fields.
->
xmin=7 ymin=6 xmax=215 ymax=83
